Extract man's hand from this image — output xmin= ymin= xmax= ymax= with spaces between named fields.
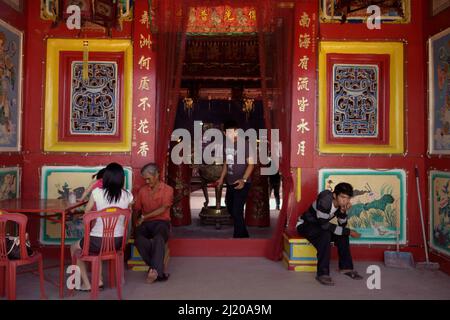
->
xmin=136 ymin=215 xmax=145 ymax=227
xmin=341 ymin=202 xmax=352 ymax=213
xmin=233 ymin=179 xmax=245 ymax=190
xmin=350 ymin=230 xmax=361 ymax=238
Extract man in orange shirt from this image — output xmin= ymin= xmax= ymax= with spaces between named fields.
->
xmin=134 ymin=163 xmax=174 ymax=283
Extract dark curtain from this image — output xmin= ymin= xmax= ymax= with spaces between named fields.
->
xmin=154 ymin=0 xmax=273 ymax=178
xmin=154 ymin=0 xmax=190 ymax=178
xmin=264 ymin=5 xmax=294 ymax=260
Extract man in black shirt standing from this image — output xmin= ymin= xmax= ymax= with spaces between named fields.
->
xmin=296 ymin=182 xmax=363 ymax=285
xmin=216 ymin=120 xmax=255 ymax=238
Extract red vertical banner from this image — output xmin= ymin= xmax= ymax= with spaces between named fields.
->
xmin=290 ymin=0 xmax=318 ymax=168
xmin=132 ymin=0 xmax=156 ymax=167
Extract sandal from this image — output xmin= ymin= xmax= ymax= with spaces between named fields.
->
xmin=343 ymin=271 xmax=363 ymax=280
xmin=156 ymin=273 xmax=170 ymax=282
xmin=315 ymin=275 xmax=335 ymax=286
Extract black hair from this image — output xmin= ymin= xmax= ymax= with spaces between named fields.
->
xmin=92 ymin=168 xmax=106 ymax=180
xmin=333 ymin=182 xmax=354 ymax=197
xmin=102 ymin=163 xmax=125 ymax=203
xmin=224 ymin=119 xmax=239 ymax=130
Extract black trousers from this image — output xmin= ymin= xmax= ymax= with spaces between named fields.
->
xmin=134 ymin=220 xmax=170 ymax=276
xmin=297 ymin=222 xmax=354 ymax=277
xmin=225 ymin=183 xmax=251 ymax=238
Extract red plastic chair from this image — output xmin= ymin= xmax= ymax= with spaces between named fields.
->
xmin=0 ymin=211 xmax=46 ymax=300
xmin=72 ymin=207 xmax=131 ymax=299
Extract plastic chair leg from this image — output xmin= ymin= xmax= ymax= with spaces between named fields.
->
xmin=90 ymin=259 xmax=100 ymax=300
xmin=116 ymin=256 xmax=123 ymax=300
xmin=109 ymin=260 xmax=116 ymax=289
xmin=7 ymin=264 xmax=16 ymax=300
xmin=38 ymin=256 xmax=47 ymax=300
xmin=0 ymin=265 xmax=5 ymax=297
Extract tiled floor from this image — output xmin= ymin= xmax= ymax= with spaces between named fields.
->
xmin=5 ymin=258 xmax=450 ymax=300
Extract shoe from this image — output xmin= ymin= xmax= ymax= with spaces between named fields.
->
xmin=315 ymin=275 xmax=335 ymax=286
xmin=99 ymin=285 xmax=104 ymax=290
xmin=74 ymin=287 xmax=91 ymax=292
xmin=156 ymin=273 xmax=170 ymax=282
xmin=342 ymin=270 xmax=363 ymax=280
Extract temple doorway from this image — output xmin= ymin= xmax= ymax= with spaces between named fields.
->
xmin=153 ymin=2 xmax=294 ymax=246
xmin=168 ymin=34 xmax=282 ymax=239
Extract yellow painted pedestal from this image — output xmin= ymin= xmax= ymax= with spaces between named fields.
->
xmin=127 ymin=239 xmax=170 ymax=272
xmin=282 ymin=232 xmax=317 ymax=272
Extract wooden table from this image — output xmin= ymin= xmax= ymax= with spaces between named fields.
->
xmin=0 ymin=198 xmax=87 ymax=298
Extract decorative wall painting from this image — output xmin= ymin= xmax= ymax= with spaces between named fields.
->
xmin=0 ymin=19 xmax=22 ymax=152
xmin=44 ymin=39 xmax=132 ymax=152
xmin=320 ymin=0 xmax=410 ymax=23
xmin=1 ymin=0 xmax=23 ymax=12
xmin=319 ymin=41 xmax=404 ymax=154
xmin=0 ymin=166 xmax=20 ymax=201
xmin=39 ymin=165 xmax=132 ymax=245
xmin=431 ymin=0 xmax=450 ymax=16
xmin=429 ymin=170 xmax=450 ymax=257
xmin=428 ymin=27 xmax=450 ymax=154
xmin=319 ymin=169 xmax=406 ymax=244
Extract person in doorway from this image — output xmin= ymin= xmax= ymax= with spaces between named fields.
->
xmin=70 ymin=162 xmax=133 ymax=292
xmin=296 ymin=182 xmax=363 ymax=286
xmin=134 ymin=163 xmax=173 ymax=283
xmin=216 ymin=120 xmax=255 ymax=238
xmin=269 ymin=167 xmax=281 ymax=210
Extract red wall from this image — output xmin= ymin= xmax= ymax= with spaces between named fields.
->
xmin=286 ymin=0 xmax=435 ymax=263
xmin=21 ymin=0 xmax=142 ymax=202
xmin=2 ymin=1 xmax=449 ymax=268
xmin=8 ymin=0 xmax=144 ymax=250
xmin=423 ymin=0 xmax=450 ymax=274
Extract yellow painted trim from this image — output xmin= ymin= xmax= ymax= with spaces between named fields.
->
xmin=44 ymin=39 xmax=133 ymax=152
xmin=293 ymin=265 xmax=317 ymax=272
xmin=282 ymin=251 xmax=317 ymax=263
xmin=296 ymin=168 xmax=301 ymax=202
xmin=318 ymin=41 xmax=404 ymax=154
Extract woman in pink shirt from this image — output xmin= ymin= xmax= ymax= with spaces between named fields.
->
xmin=80 ymin=168 xmax=105 ymax=202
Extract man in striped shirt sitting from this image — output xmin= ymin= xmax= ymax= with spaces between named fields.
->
xmin=296 ymin=182 xmax=363 ymax=286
